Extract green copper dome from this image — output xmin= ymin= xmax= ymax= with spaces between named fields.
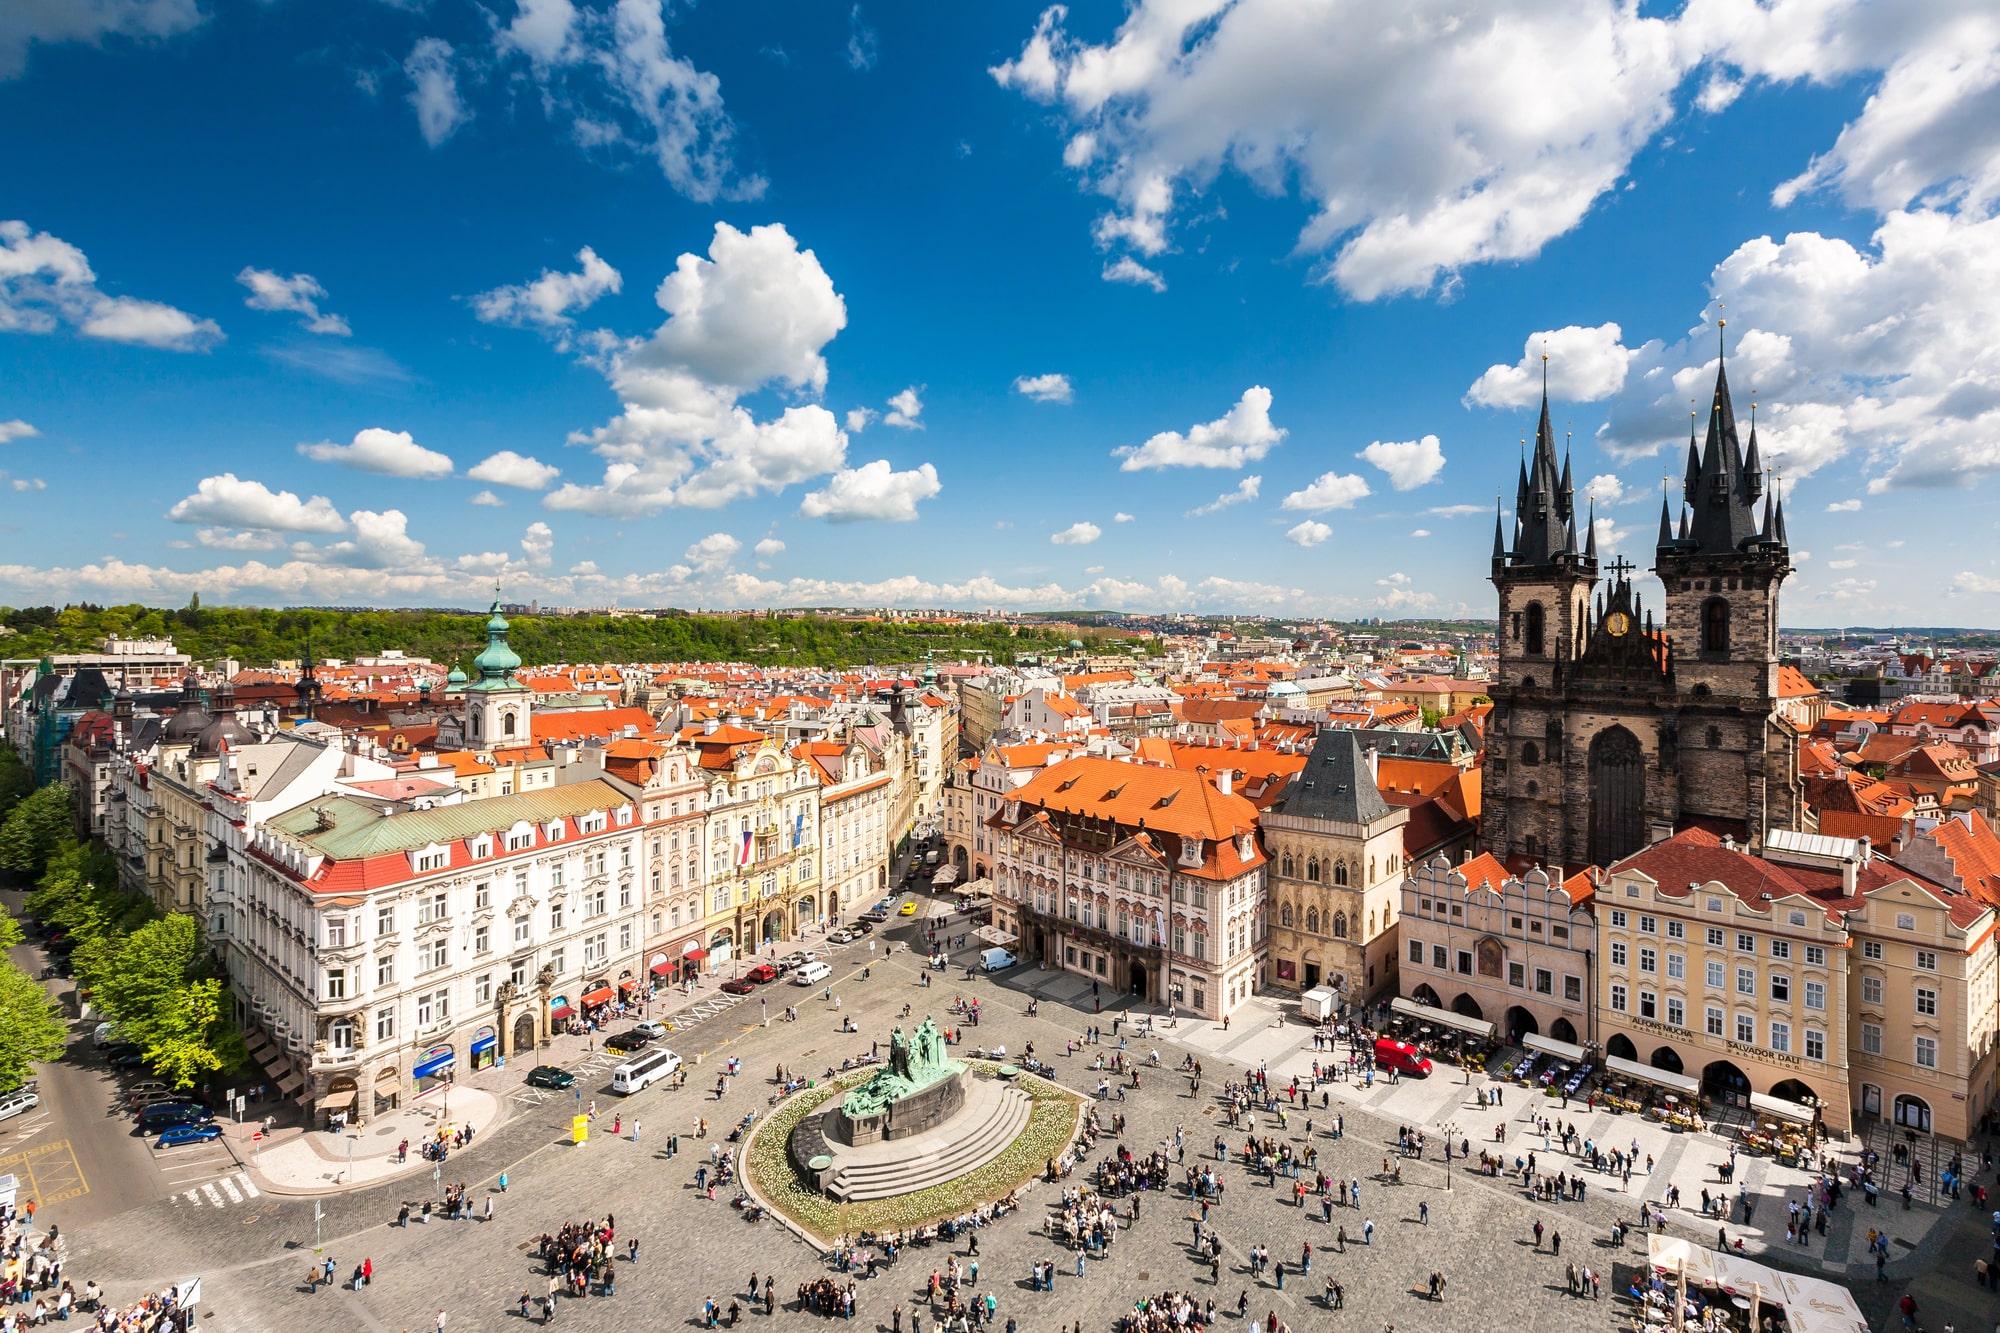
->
xmin=466 ymin=594 xmax=522 ymax=689
xmin=446 ymin=665 xmax=468 ymax=684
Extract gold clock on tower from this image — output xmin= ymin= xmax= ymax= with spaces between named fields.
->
xmin=1605 ymin=611 xmax=1632 ymax=637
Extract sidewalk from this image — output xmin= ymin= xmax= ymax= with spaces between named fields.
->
xmin=240 ymin=1085 xmax=504 ymax=1195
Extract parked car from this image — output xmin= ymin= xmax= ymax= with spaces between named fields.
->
xmin=603 ymin=1029 xmax=652 ymax=1054
xmin=792 ymin=961 xmax=833 ymax=987
xmin=136 ymin=1103 xmax=211 ymax=1134
xmin=743 ymin=964 xmax=779 ymax=984
xmin=778 ymin=950 xmax=818 ymax=972
xmin=107 ymin=1048 xmax=151 ymax=1070
xmin=827 ymin=928 xmax=857 ymax=945
xmin=631 ymin=1020 xmax=671 ymax=1040
xmin=157 ymin=1123 xmax=224 ymax=1149
xmin=525 ymin=1065 xmax=576 ymax=1091
xmin=0 ymin=1089 xmax=40 ymax=1122
xmin=719 ymin=978 xmax=757 ymax=995
xmin=849 ymin=918 xmax=875 ymax=935
xmin=92 ymin=1021 xmax=126 ymax=1048
xmin=124 ymin=1080 xmax=170 ymax=1107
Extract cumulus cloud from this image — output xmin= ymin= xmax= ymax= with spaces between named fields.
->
xmin=682 ymin=532 xmax=741 ymax=572
xmin=469 ymin=450 xmax=562 ymax=490
xmin=1050 ymin=521 xmax=1103 ymax=545
xmin=0 ymin=0 xmax=204 ymax=81
xmin=318 ymin=509 xmax=430 ymax=570
xmin=1826 ymin=498 xmax=1863 ymax=512
xmin=471 ymin=247 xmax=621 ymax=346
xmin=520 ymin=521 xmax=555 ymax=568
xmin=1410 ymin=528 xmax=1431 ymax=537
xmin=489 ymin=0 xmax=762 ymax=202
xmin=298 ymin=427 xmax=455 ymax=479
xmin=1013 ymin=373 xmax=1073 ymax=404
xmin=1101 ymin=257 xmax=1165 ymax=292
xmin=1583 ymin=474 xmax=1626 ymax=505
xmin=546 ymin=222 xmax=885 ymax=517
xmin=404 ymin=37 xmax=471 ymax=147
xmin=1280 ymin=471 xmax=1371 ymax=512
xmin=1186 ymin=475 xmax=1261 ymax=516
xmin=1357 ymin=435 xmax=1445 ymax=491
xmin=1115 ymin=386 xmax=1284 ymax=470
xmin=797 ymin=460 xmax=941 ymax=523
xmin=754 ymin=537 xmax=785 ymax=557
xmin=237 ymin=268 xmax=349 ymax=336
xmin=165 ymin=474 xmax=348 ymax=534
xmin=1 ymin=220 xmax=221 ymax=350
xmin=469 ymin=489 xmax=506 ymax=507
xmin=0 ymin=420 xmax=37 ymax=444
xmin=845 ymin=407 xmax=876 ymax=433
xmin=1285 ymin=520 xmax=1331 ymax=547
xmin=1113 ymin=512 xmax=1135 ymax=523
xmin=882 ymin=386 xmax=924 ymax=429
xmin=1466 ymin=323 xmax=1635 ymax=407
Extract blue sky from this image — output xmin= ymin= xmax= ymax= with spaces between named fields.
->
xmin=3 ymin=0 xmax=1998 ymax=624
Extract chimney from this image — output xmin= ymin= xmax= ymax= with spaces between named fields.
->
xmin=703 ymin=716 xmax=719 ymax=735
xmin=1841 ymin=855 xmax=1859 ymax=896
xmin=1217 ymin=768 xmax=1233 ymax=797
xmin=1365 ymin=746 xmax=1380 ymax=783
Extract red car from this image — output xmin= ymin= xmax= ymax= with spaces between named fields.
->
xmin=720 ymin=978 xmax=757 ymax=995
xmin=744 ymin=964 xmax=779 ymax=984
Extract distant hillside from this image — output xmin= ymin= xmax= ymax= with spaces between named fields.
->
xmin=0 ymin=604 xmax=1108 ymax=671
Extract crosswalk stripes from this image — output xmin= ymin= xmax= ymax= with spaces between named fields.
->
xmin=181 ymin=1172 xmax=260 ymax=1208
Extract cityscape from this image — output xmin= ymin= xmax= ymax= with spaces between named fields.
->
xmin=5 ymin=3 xmax=2000 ymax=1332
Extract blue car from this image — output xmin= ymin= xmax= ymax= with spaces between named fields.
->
xmin=157 ymin=1123 xmax=224 ymax=1149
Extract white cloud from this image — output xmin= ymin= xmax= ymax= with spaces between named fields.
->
xmin=570 ymin=560 xmax=599 ymax=575
xmin=405 ymin=37 xmax=471 ymax=147
xmin=1411 ymin=528 xmax=1431 ymax=537
xmin=10 ymin=477 xmax=45 ymax=492
xmin=165 ymin=474 xmax=348 ymax=534
xmin=236 ymin=268 xmax=350 ymax=336
xmin=549 ymin=222 xmax=863 ymax=516
xmin=1357 ymin=435 xmax=1445 ymax=491
xmin=883 ymin=386 xmax=924 ymax=429
xmin=0 ymin=0 xmax=204 ymax=81
xmin=469 ymin=489 xmax=506 ymax=507
xmin=1101 ymin=257 xmax=1165 ymax=292
xmin=490 ymin=0 xmax=761 ymax=202
xmin=471 ymin=247 xmax=622 ymax=346
xmin=1280 ymin=471 xmax=1371 ymax=512
xmin=1826 ymin=498 xmax=1863 ymax=512
xmin=521 ymin=521 xmax=555 ymax=568
xmin=1186 ymin=475 xmax=1261 ymax=516
xmin=1050 ymin=521 xmax=1102 ymax=546
xmin=0 ymin=420 xmax=37 ymax=444
xmin=754 ymin=537 xmax=785 ymax=557
xmin=845 ymin=407 xmax=876 ymax=433
xmin=1954 ymin=571 xmax=2000 ymax=595
xmin=319 ymin=509 xmax=430 ymax=570
xmin=1 ymin=220 xmax=222 ymax=350
xmin=1013 ymin=373 xmax=1073 ymax=404
xmin=1285 ymin=520 xmax=1332 ymax=547
xmin=798 ymin=460 xmax=941 ymax=523
xmin=1113 ymin=512 xmax=1135 ymax=523
xmin=1583 ymin=473 xmax=1626 ymax=506
xmin=682 ymin=532 xmax=741 ymax=572
xmin=1466 ymin=323 xmax=1636 ymax=407
xmin=193 ymin=528 xmax=283 ymax=552
xmin=1827 ymin=558 xmax=1859 ymax=570
xmin=298 ymin=427 xmax=454 ymax=479
xmin=846 ymin=4 xmax=878 ymax=71
xmin=1116 ymin=386 xmax=1284 ymax=471
xmin=469 ymin=450 xmax=561 ymax=490
xmin=1425 ymin=503 xmax=1486 ymax=517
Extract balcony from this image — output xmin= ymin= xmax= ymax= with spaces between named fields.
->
xmin=1020 ymin=903 xmax=1161 ymax=958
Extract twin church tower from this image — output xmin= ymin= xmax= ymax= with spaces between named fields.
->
xmin=1480 ymin=353 xmax=1805 ymax=870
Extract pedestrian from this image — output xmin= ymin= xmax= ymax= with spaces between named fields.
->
xmin=1363 ymin=1219 xmax=1373 ymax=1245
xmin=436 ymin=1309 xmax=448 ymax=1333
xmin=632 ymin=1119 xmax=641 ymax=1142
xmin=484 ymin=1194 xmax=493 ymax=1222
xmin=1419 ymin=1200 xmax=1428 ymax=1225
xmin=363 ymin=1257 xmax=374 ymax=1286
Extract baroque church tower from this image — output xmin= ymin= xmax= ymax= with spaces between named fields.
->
xmin=1480 ymin=351 xmax=1804 ymax=870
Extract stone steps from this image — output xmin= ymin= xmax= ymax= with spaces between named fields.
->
xmin=828 ymin=1084 xmax=1033 ymax=1202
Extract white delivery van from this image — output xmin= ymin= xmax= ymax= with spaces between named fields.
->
xmin=611 ymin=1047 xmax=682 ymax=1094
xmin=980 ymin=947 xmax=1018 ymax=972
xmin=793 ymin=960 xmax=833 ymax=986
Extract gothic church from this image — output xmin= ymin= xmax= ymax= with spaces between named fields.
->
xmin=1480 ymin=356 xmax=1805 ymax=870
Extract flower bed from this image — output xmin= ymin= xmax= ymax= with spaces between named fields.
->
xmin=745 ymin=1063 xmax=1083 ymax=1241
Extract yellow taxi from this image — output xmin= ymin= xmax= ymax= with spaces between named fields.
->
xmin=898 ymin=899 xmax=918 ymax=916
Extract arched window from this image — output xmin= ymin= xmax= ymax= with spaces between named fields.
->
xmin=1367 ymin=911 xmax=1375 ymax=936
xmin=329 ymin=1018 xmax=354 ymax=1050
xmin=1332 ymin=911 xmax=1348 ymax=939
xmin=1281 ymin=853 xmax=1295 ymax=879
xmin=1702 ymin=598 xmax=1730 ymax=654
xmin=502 ymin=710 xmax=517 ymax=737
xmin=1368 ymin=856 xmax=1376 ymax=883
xmin=1306 ymin=907 xmax=1320 ymax=934
xmin=1521 ymin=741 xmax=1540 ymax=766
xmin=1333 ymin=861 xmax=1349 ymax=887
xmin=1525 ymin=602 xmax=1546 ymax=656
xmin=1306 ymin=857 xmax=1320 ymax=883
xmin=1280 ymin=902 xmax=1294 ymax=927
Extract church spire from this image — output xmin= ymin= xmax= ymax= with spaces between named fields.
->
xmin=1509 ymin=356 xmax=1576 ymax=566
xmin=1657 ymin=488 xmax=1675 ymax=548
xmin=1681 ymin=321 xmax=1765 ymax=555
xmin=1492 ymin=496 xmax=1507 ymax=562
xmin=1584 ymin=497 xmax=1597 ymax=559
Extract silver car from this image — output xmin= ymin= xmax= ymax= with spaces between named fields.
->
xmin=0 ymin=1089 xmax=41 ymax=1122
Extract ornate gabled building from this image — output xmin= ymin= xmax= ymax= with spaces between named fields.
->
xmin=1482 ymin=355 xmax=1806 ymax=871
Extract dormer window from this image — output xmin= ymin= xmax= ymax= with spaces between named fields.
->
xmin=545 ymin=820 xmax=566 ymax=841
xmin=504 ymin=823 xmax=535 ymax=852
xmin=1179 ymin=836 xmax=1204 ymax=868
xmin=467 ymin=836 xmax=493 ymax=859
xmin=411 ymin=845 xmax=450 ymax=874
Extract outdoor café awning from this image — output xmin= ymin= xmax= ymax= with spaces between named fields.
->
xmin=1603 ymin=1053 xmax=1698 ymax=1097
xmin=1388 ymin=996 xmax=1495 ymax=1040
xmin=1749 ymin=1090 xmax=1817 ymax=1123
xmin=1521 ymin=1033 xmax=1587 ymax=1063
xmin=974 ymin=924 xmax=1017 ymax=946
xmin=930 ymin=865 xmax=960 ymax=888
xmin=650 ymin=961 xmax=674 ymax=976
xmin=682 ymin=947 xmax=708 ymax=962
xmin=1646 ymin=1236 xmax=1867 ymax=1333
xmin=965 ymin=877 xmax=997 ymax=897
xmin=580 ymin=986 xmax=616 ymax=1007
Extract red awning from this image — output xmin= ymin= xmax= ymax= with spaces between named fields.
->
xmin=682 ymin=948 xmax=708 ymax=962
xmin=650 ymin=961 xmax=674 ymax=976
xmin=549 ymin=1005 xmax=576 ymax=1021
xmin=580 ymin=986 xmax=616 ymax=1007
xmin=617 ymin=978 xmax=639 ymax=991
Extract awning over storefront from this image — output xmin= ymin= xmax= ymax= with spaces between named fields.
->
xmin=549 ymin=1005 xmax=576 ymax=1021
xmin=682 ymin=947 xmax=708 ymax=962
xmin=412 ymin=1053 xmax=455 ymax=1081
xmin=469 ymin=1035 xmax=497 ymax=1057
xmin=617 ymin=979 xmax=639 ymax=992
xmin=1603 ymin=1054 xmax=1699 ymax=1097
xmin=580 ymin=986 xmax=615 ymax=1007
xmin=1749 ymin=1091 xmax=1817 ymax=1123
xmin=650 ymin=961 xmax=675 ymax=976
xmin=1388 ymin=996 xmax=1496 ymax=1040
xmin=373 ymin=1075 xmax=402 ymax=1098
xmin=275 ymin=1071 xmax=305 ymax=1097
xmin=1522 ymin=1033 xmax=1587 ymax=1062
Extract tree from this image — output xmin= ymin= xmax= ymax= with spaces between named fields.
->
xmin=93 ymin=914 xmax=204 ymax=1025
xmin=137 ymin=978 xmax=242 ymax=1091
xmin=0 ymin=962 xmax=67 ymax=1090
xmin=0 ymin=785 xmax=74 ymax=877
xmin=0 ymin=748 xmax=33 ymax=821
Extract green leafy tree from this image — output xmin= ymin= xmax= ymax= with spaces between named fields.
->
xmin=0 ymin=962 xmax=67 ymax=1090
xmin=135 ymin=978 xmax=241 ymax=1091
xmin=0 ymin=785 xmax=74 ymax=877
xmin=0 ymin=901 xmax=21 ymax=952
xmin=93 ymin=914 xmax=203 ymax=1023
xmin=0 ymin=748 xmax=33 ymax=821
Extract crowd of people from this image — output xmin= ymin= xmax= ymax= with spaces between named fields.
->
xmin=0 ymin=1201 xmax=192 ymax=1332
xmin=526 ymin=1216 xmax=627 ymax=1321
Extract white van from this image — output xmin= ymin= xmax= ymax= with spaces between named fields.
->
xmin=611 ymin=1047 xmax=682 ymax=1095
xmin=792 ymin=960 xmax=833 ymax=986
xmin=980 ymin=947 xmax=1018 ymax=972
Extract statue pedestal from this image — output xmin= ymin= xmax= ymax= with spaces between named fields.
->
xmin=825 ymin=1068 xmax=967 ymax=1146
